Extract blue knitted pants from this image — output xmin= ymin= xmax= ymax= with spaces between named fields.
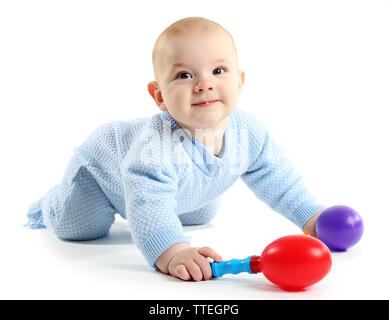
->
xmin=26 ymin=156 xmax=221 ymax=241
xmin=26 ymin=156 xmax=116 ymax=240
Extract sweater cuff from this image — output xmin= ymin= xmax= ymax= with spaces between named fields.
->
xmin=293 ymin=200 xmax=327 ymax=229
xmin=140 ymin=228 xmax=190 ymax=269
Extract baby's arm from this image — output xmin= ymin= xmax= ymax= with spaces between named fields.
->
xmin=240 ymin=115 xmax=326 ymax=230
xmin=155 ymin=243 xmax=223 ymax=281
xmin=122 ymin=138 xmax=223 ymax=276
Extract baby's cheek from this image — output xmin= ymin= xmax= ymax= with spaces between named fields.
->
xmin=174 ymin=90 xmax=188 ymax=104
xmin=165 ymin=90 xmax=185 ymax=110
xmin=222 ymin=90 xmax=239 ymax=108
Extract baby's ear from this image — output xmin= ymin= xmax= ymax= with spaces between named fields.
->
xmin=147 ymin=81 xmax=167 ymax=111
xmin=239 ymin=71 xmax=245 ymax=89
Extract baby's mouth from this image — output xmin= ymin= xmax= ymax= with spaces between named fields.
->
xmin=192 ymin=100 xmax=219 ymax=107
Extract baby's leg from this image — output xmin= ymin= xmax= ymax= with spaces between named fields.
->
xmin=178 ymin=198 xmax=222 ymax=226
xmin=26 ymin=156 xmax=116 ymax=241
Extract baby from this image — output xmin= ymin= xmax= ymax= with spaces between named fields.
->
xmin=25 ymin=17 xmax=325 ymax=281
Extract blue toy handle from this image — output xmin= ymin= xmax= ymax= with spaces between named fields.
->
xmin=210 ymin=256 xmax=253 ymax=277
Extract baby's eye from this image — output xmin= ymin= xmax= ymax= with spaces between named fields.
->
xmin=177 ymin=72 xmax=193 ymax=80
xmin=213 ymin=67 xmax=227 ymax=75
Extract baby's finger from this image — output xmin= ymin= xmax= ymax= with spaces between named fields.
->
xmin=185 ymin=260 xmax=203 ymax=282
xmin=198 ymin=246 xmax=223 ymax=262
xmin=174 ymin=264 xmax=190 ymax=281
xmin=194 ymin=255 xmax=213 ymax=280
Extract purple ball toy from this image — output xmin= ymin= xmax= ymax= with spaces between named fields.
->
xmin=316 ymin=205 xmax=364 ymax=251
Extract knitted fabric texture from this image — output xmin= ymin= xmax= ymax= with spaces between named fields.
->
xmin=25 ymin=108 xmax=325 ymax=267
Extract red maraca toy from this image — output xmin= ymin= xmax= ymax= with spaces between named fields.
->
xmin=211 ymin=235 xmax=332 ymax=290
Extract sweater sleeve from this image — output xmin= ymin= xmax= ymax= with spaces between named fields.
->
xmin=240 ymin=118 xmax=325 ymax=229
xmin=121 ymin=151 xmax=189 ymax=268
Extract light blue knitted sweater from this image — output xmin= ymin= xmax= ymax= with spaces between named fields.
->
xmin=26 ymin=108 xmax=325 ymax=267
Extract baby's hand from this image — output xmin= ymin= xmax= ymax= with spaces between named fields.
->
xmin=303 ymin=208 xmax=326 ymax=238
xmin=168 ymin=246 xmax=223 ymax=281
xmin=155 ymin=242 xmax=223 ymax=281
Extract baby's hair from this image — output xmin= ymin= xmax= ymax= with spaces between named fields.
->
xmin=152 ymin=17 xmax=238 ymax=82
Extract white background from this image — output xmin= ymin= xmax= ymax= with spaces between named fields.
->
xmin=1 ymin=0 xmax=388 ymax=300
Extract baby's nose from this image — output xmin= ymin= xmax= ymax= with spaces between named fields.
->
xmin=194 ymin=79 xmax=214 ymax=92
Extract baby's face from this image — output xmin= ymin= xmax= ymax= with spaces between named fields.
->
xmin=149 ymin=29 xmax=245 ymax=133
